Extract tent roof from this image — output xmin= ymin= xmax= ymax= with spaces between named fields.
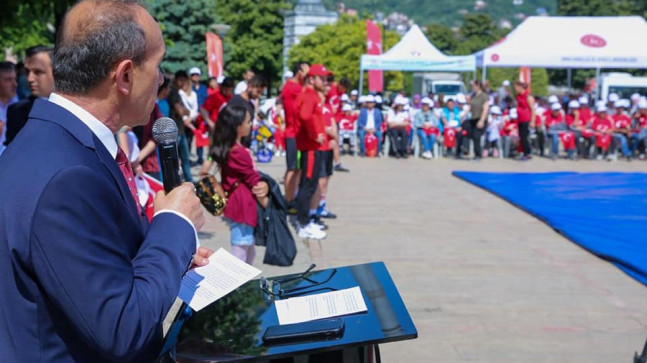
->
xmin=476 ymin=16 xmax=647 ymax=69
xmin=361 ymin=25 xmax=475 ymax=72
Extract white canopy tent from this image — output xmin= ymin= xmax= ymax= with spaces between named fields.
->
xmin=475 ymin=16 xmax=647 ymax=86
xmin=359 ymin=25 xmax=476 ymax=93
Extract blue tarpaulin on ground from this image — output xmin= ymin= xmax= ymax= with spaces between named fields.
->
xmin=453 ymin=171 xmax=647 ymax=286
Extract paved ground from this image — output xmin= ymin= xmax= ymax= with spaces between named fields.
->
xmin=197 ymin=155 xmax=647 ymax=362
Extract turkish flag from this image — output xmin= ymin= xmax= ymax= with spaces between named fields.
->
xmin=558 ymin=132 xmax=576 ymax=150
xmin=366 ymin=20 xmax=383 ymax=93
xmin=519 ymin=67 xmax=531 ymax=93
xmin=206 ymin=32 xmax=224 ymax=78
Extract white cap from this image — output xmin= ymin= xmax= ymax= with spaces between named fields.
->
xmin=596 ymin=104 xmax=608 ymax=113
xmin=421 ymin=97 xmax=434 ymax=107
xmin=502 ymin=80 xmax=510 ymax=87
xmin=490 ymin=105 xmax=502 ymax=115
xmin=568 ymin=100 xmax=580 ymax=109
xmin=578 ymin=96 xmax=588 ymax=105
xmin=595 ymin=100 xmax=606 ymax=108
xmin=608 ymin=92 xmax=619 ymax=102
xmin=340 ymin=93 xmax=350 ymax=102
xmin=394 ymin=95 xmax=408 ymax=106
xmin=216 ymin=75 xmax=225 ymax=84
xmin=342 ymin=104 xmax=353 ymax=112
xmin=535 ymin=107 xmax=545 ymax=115
xmin=550 ymin=102 xmax=562 ymax=111
xmin=365 ymin=95 xmax=376 ymax=103
xmin=375 ymin=95 xmax=383 ymax=103
xmin=189 ymin=67 xmax=201 ymax=76
xmin=638 ymin=98 xmax=647 ymax=109
xmin=404 ymin=104 xmax=410 ymax=111
xmin=631 ymin=93 xmax=641 ymax=101
xmin=283 ymin=70 xmax=294 ymax=79
xmin=509 ymin=108 xmax=518 ymax=119
xmin=350 ymin=89 xmax=359 ymax=96
xmin=455 ymin=93 xmax=466 ymax=104
xmin=548 ymin=95 xmax=559 ymax=104
xmin=621 ymin=99 xmax=631 ymax=108
xmin=357 ymin=95 xmax=367 ymax=104
xmin=614 ymin=99 xmax=625 ymax=109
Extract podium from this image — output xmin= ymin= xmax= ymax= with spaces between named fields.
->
xmin=165 ymin=262 xmax=417 ymax=362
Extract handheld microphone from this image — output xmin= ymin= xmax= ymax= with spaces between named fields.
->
xmin=152 ymin=117 xmax=182 ymax=193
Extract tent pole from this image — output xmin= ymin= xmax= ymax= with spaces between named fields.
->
xmin=594 ymin=67 xmax=601 ymax=101
xmin=567 ymin=69 xmax=572 ymax=92
xmin=482 ymin=66 xmax=487 ymax=82
xmin=359 ymin=67 xmax=364 ymax=95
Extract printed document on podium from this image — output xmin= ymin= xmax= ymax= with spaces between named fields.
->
xmin=178 ymin=248 xmax=262 ymax=312
xmin=275 ymin=286 xmax=367 ymax=325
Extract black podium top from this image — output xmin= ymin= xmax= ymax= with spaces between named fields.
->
xmin=174 ymin=261 xmax=417 ymax=362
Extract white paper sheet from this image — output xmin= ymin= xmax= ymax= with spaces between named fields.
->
xmin=274 ymin=286 xmax=367 ymax=325
xmin=178 ymin=248 xmax=262 ymax=312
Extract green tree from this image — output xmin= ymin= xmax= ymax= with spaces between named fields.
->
xmin=216 ymin=0 xmax=291 ymax=89
xmin=423 ymin=23 xmax=457 ymax=54
xmin=454 ymin=13 xmax=508 ymax=55
xmin=148 ymin=0 xmax=219 ymax=76
xmin=288 ymin=14 xmax=403 ymax=93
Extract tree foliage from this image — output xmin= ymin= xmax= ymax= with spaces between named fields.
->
xmin=423 ymin=24 xmax=457 ymax=54
xmin=216 ymin=0 xmax=291 ymax=87
xmin=288 ymin=14 xmax=403 ymax=93
xmin=148 ymin=0 xmax=219 ymax=76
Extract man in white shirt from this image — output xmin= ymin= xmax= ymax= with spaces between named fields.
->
xmin=234 ymin=68 xmax=255 ymax=95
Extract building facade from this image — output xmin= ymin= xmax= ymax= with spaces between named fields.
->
xmin=282 ymin=0 xmax=338 ymax=74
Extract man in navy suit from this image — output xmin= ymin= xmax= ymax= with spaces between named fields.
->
xmin=0 ymin=0 xmax=211 ymax=361
xmin=356 ymin=95 xmax=384 ymax=155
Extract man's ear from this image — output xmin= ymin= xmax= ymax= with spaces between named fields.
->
xmin=115 ymin=59 xmax=134 ymax=96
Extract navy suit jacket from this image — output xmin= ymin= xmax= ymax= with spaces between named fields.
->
xmin=357 ymin=107 xmax=383 ymax=130
xmin=0 ymin=99 xmax=195 ymax=362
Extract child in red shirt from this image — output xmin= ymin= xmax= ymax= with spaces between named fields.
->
xmin=612 ymin=99 xmax=632 ymax=159
xmin=208 ymin=104 xmax=269 ymax=264
xmin=590 ymin=106 xmax=614 ymax=159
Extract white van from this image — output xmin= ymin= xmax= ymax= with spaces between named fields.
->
xmin=600 ymin=73 xmax=647 ymax=101
xmin=412 ymin=72 xmax=466 ymax=98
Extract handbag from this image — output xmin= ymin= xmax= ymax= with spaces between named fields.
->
xmin=194 ymin=175 xmax=229 ymax=216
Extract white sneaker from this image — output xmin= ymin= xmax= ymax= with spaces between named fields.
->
xmin=422 ymin=151 xmax=432 ymax=159
xmin=298 ymin=223 xmax=327 ymax=239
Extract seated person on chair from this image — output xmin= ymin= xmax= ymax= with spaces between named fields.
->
xmin=356 ymin=94 xmax=383 ymax=156
xmin=611 ymin=99 xmax=633 ymax=160
xmin=386 ymin=96 xmax=411 ymax=158
xmin=413 ymin=97 xmax=440 ymax=159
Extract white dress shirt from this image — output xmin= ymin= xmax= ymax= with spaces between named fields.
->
xmin=48 ymin=93 xmax=199 ymax=252
xmin=365 ymin=109 xmax=376 ymax=130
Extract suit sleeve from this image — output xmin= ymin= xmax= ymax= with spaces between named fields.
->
xmin=30 ymin=166 xmax=195 ymax=361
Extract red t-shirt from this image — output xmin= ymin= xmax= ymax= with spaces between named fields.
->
xmin=612 ymin=113 xmax=631 ymax=130
xmin=326 ymin=84 xmax=340 ymax=115
xmin=281 ymin=80 xmax=302 ymax=138
xmin=591 ymin=115 xmax=613 ymax=133
xmin=202 ymin=89 xmax=230 ymax=123
xmin=502 ymin=119 xmax=518 ymax=136
xmin=579 ymin=107 xmax=592 ymax=123
xmin=338 ymin=113 xmax=358 ymax=131
xmin=296 ymin=86 xmax=326 ymax=151
xmin=516 ymin=89 xmax=531 ymax=123
xmin=221 ymin=144 xmax=261 ymax=227
xmin=638 ymin=115 xmax=647 ymax=129
xmin=544 ymin=111 xmax=565 ymax=128
xmin=319 ymin=105 xmax=334 ymax=151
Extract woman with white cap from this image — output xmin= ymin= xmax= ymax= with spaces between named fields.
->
xmin=413 ymin=97 xmax=440 ymax=159
xmin=386 ymin=96 xmax=411 ymax=158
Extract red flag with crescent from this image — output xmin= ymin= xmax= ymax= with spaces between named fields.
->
xmin=366 ymin=20 xmax=383 ymax=93
xmin=206 ymin=32 xmax=224 ymax=78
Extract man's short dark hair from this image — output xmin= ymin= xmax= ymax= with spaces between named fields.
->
xmin=248 ymin=75 xmax=267 ymax=88
xmin=291 ymin=61 xmax=309 ymax=75
xmin=174 ymin=70 xmax=188 ymax=80
xmin=221 ymin=77 xmax=235 ymax=89
xmin=339 ymin=77 xmax=350 ymax=90
xmin=26 ymin=45 xmax=53 ymax=59
xmin=0 ymin=61 xmax=16 ymax=74
xmin=52 ymin=0 xmax=148 ymax=94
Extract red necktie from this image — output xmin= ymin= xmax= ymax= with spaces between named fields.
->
xmin=116 ymin=148 xmax=142 ymax=216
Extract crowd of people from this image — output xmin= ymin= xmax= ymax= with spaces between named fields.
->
xmin=289 ymin=79 xmax=647 ymax=162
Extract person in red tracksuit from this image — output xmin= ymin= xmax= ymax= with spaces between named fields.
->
xmin=281 ymin=62 xmax=310 ymax=209
xmin=295 ymin=64 xmax=329 ymax=240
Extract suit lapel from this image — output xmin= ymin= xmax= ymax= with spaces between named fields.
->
xmin=29 ymin=98 xmax=143 ymax=225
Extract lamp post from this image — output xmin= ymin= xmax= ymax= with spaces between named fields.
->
xmin=211 ymin=23 xmax=230 ymax=38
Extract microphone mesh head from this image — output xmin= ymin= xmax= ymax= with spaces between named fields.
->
xmin=152 ymin=117 xmax=178 ymax=145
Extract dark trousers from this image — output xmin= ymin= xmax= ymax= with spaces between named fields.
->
xmin=387 ymin=128 xmax=408 ymax=156
xmin=297 ymin=150 xmax=322 ymax=225
xmin=518 ymin=121 xmax=531 ymax=156
xmin=456 ymin=119 xmax=483 ymax=158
